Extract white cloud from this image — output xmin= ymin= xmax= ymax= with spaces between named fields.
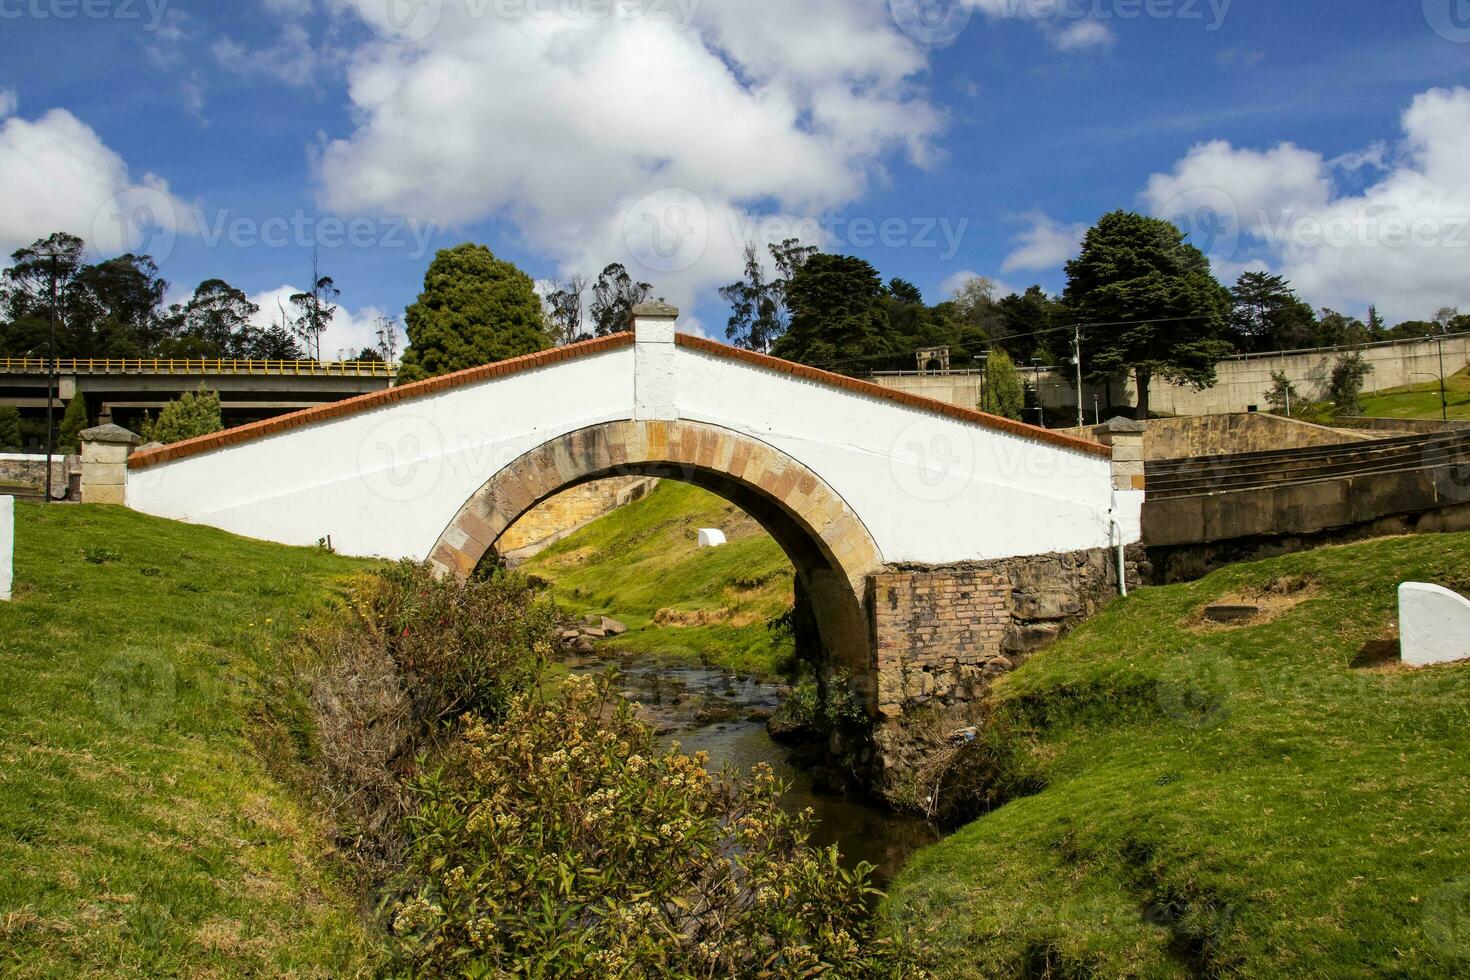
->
xmin=0 ymin=88 xmax=17 ymax=118
xmin=246 ymin=284 xmax=388 ymax=361
xmin=1141 ymin=86 xmax=1470 ymax=322
xmin=967 ymin=0 xmax=1114 ymax=50
xmin=1001 ymin=212 xmax=1087 ymax=273
xmin=213 ymin=23 xmax=320 ymax=87
xmin=0 ymin=107 xmax=195 ymax=258
xmin=310 ymin=0 xmax=944 ymax=314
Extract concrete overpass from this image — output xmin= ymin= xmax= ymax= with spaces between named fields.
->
xmin=82 ymin=304 xmax=1144 ymax=735
xmin=0 ymin=357 xmax=394 ymax=433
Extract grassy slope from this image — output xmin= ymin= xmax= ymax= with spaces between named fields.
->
xmin=885 ymin=533 xmax=1470 ymax=978
xmin=0 ymin=505 xmax=379 ymax=978
xmin=520 ymin=481 xmax=797 ymax=676
xmin=1358 ymin=365 xmax=1470 ymax=420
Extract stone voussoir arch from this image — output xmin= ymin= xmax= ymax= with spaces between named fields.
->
xmin=428 ymin=419 xmax=886 ymax=673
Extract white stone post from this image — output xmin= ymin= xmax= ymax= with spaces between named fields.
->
xmin=79 ymin=424 xmax=141 ymax=506
xmin=633 ymin=300 xmax=680 ymax=422
xmin=1096 ymin=417 xmax=1147 ymax=492
xmin=0 ymin=495 xmax=12 ymax=602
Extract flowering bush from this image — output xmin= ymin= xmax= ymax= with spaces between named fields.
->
xmin=390 ymin=674 xmax=926 ymax=978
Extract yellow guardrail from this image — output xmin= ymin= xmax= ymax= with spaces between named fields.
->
xmin=0 ymin=358 xmax=396 ymax=378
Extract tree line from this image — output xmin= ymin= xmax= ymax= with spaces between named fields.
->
xmin=0 ymin=232 xmax=388 ymax=364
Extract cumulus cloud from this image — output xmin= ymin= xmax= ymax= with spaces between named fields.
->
xmin=1141 ymin=86 xmax=1470 ymax=322
xmin=0 ymin=107 xmax=195 ymax=258
xmin=0 ymin=88 xmax=17 ymax=118
xmin=310 ymin=0 xmax=945 ymax=312
xmin=967 ymin=0 xmax=1115 ymax=49
xmin=213 ymin=23 xmax=320 ymax=87
xmin=1001 ymin=212 xmax=1087 ymax=273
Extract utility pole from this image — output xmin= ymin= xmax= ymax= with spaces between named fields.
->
xmin=44 ymin=252 xmax=59 ymax=505
xmin=1438 ymin=334 xmax=1449 ymax=422
xmin=1074 ymin=323 xmax=1084 ymax=430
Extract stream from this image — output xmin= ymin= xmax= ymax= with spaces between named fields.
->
xmin=558 ymin=649 xmax=939 ymax=887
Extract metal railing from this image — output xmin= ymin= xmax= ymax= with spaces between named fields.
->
xmin=0 ymin=357 xmax=396 ymax=378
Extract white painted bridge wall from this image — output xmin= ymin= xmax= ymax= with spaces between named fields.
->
xmin=127 ymin=331 xmax=1139 ymax=567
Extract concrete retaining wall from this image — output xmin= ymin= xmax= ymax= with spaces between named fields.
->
xmin=498 ymin=476 xmax=658 ymax=559
xmin=874 ymin=332 xmax=1470 ymax=419
xmin=1336 ymin=417 xmax=1470 ymax=435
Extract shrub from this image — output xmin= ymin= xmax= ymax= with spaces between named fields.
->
xmin=1264 ymin=370 xmax=1299 ymax=416
xmin=0 ymin=405 xmax=24 ymax=452
xmin=1329 ymin=352 xmax=1373 ymax=417
xmin=141 ymin=385 xmax=223 ymax=445
xmin=302 ymin=562 xmax=559 ymax=862
xmin=389 ymin=674 xmax=924 ymax=978
xmin=57 ymin=395 xmax=88 ymax=452
xmin=983 ymin=349 xmax=1026 ymax=421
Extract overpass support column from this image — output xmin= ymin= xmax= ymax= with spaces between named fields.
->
xmin=79 ymin=425 xmax=141 ymax=505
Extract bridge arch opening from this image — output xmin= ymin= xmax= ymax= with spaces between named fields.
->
xmin=428 ymin=420 xmax=885 ymax=681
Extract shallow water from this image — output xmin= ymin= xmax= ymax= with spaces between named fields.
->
xmin=560 ymin=651 xmax=939 ymax=886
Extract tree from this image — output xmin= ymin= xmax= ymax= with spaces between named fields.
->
xmin=1367 ymin=305 xmax=1386 ymax=340
xmin=398 ymin=244 xmax=547 ymax=384
xmin=1063 ymin=211 xmax=1234 ymax=419
xmin=983 ymin=349 xmax=1026 ymax=421
xmin=141 ymin=386 xmax=223 ymax=445
xmin=1230 ymin=272 xmax=1318 ymax=352
xmin=717 ymin=239 xmax=815 ymax=353
xmin=771 ymin=254 xmax=891 ymax=372
xmin=1264 ymin=370 xmax=1300 ymax=416
xmin=719 ymin=244 xmax=783 ymax=352
xmin=1316 ymin=308 xmax=1370 ymax=349
xmin=289 ymin=255 xmax=339 ymax=361
xmin=57 ymin=396 xmax=88 ymax=453
xmin=995 ymin=285 xmax=1061 ymax=362
xmin=589 ymin=264 xmax=651 ymax=337
xmin=543 ymin=275 xmax=590 ymax=346
xmin=1329 ymin=352 xmax=1373 ymax=417
xmin=168 ymin=279 xmax=261 ymax=358
xmin=0 ymin=406 xmax=22 ymax=452
xmin=888 ymin=278 xmax=924 ymax=305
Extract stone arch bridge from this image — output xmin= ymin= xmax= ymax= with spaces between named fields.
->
xmin=98 ymin=303 xmax=1144 ymax=721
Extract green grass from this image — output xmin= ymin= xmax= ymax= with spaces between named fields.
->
xmin=884 ymin=532 xmax=1470 ymax=977
xmin=1357 ymin=365 xmax=1470 ymax=420
xmin=521 ymin=481 xmax=797 ymax=677
xmin=0 ymin=504 xmax=382 ymax=978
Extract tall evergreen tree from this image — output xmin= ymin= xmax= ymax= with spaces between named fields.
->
xmin=771 ymin=254 xmax=891 ymax=372
xmin=1064 ymin=211 xmax=1233 ymax=419
xmin=398 ymin=244 xmax=547 ymax=383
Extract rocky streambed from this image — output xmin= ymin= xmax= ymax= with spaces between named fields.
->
xmin=555 ymin=621 xmax=938 ymax=886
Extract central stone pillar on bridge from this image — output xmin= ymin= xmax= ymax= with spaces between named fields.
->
xmin=79 ymin=425 xmax=141 ymax=506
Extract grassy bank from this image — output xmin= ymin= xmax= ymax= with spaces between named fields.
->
xmin=520 ymin=481 xmax=797 ymax=676
xmin=1358 ymin=365 xmax=1470 ymax=421
xmin=885 ymin=532 xmax=1470 ymax=977
xmin=0 ymin=504 xmax=380 ymax=977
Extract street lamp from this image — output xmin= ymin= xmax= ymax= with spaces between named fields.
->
xmin=1414 ymin=370 xmax=1448 ymax=422
xmin=1030 ymin=358 xmax=1046 ymax=429
xmin=32 ymin=249 xmax=64 ymax=504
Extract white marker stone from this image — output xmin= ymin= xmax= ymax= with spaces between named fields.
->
xmin=0 ymin=496 xmax=12 ymax=602
xmin=1400 ymin=583 xmax=1470 ymax=667
xmin=697 ymin=529 xmax=728 ymax=549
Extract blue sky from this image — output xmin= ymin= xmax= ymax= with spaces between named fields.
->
xmin=2 ymin=0 xmax=1468 ymax=356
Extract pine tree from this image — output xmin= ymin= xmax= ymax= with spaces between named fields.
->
xmin=57 ymin=396 xmax=88 ymax=453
